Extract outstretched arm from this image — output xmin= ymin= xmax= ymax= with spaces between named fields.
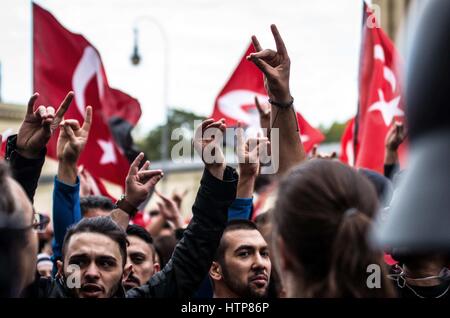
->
xmin=384 ymin=121 xmax=405 ymax=179
xmin=247 ymin=25 xmax=306 ymax=176
xmin=110 ymin=152 xmax=164 ymax=230
xmin=52 ymin=106 xmax=92 ymax=264
xmin=126 ymin=119 xmax=237 ymax=298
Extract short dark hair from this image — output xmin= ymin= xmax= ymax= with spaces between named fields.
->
xmin=153 ymin=234 xmax=177 ymax=268
xmin=62 ymin=216 xmax=128 ymax=267
xmin=254 ymin=174 xmax=274 ymax=194
xmin=254 ymin=212 xmax=270 ymax=227
xmin=80 ymin=196 xmax=114 ymax=216
xmin=358 ymin=168 xmax=393 ymax=208
xmin=126 ymin=224 xmax=156 ymax=262
xmin=214 ymin=220 xmax=259 ymax=264
xmin=126 ymin=224 xmax=153 ymax=244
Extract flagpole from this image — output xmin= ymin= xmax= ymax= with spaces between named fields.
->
xmin=354 ymin=0 xmax=368 ymax=166
xmin=31 ymin=0 xmax=34 ymax=95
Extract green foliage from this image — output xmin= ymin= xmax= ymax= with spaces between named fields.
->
xmin=321 ymin=121 xmax=347 ymax=143
xmin=137 ymin=108 xmax=206 ymax=161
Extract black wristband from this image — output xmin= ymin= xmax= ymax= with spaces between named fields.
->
xmin=115 ymin=195 xmax=138 ymax=218
xmin=268 ymin=97 xmax=294 ymax=109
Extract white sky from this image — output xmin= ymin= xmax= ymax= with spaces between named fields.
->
xmin=0 ymin=0 xmax=363 ymax=137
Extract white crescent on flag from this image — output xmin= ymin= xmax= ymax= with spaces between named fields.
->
xmin=72 ymin=46 xmax=105 ymax=117
xmin=217 ymin=89 xmax=268 ymax=126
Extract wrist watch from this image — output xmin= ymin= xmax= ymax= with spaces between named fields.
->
xmin=115 ymin=195 xmax=138 ymax=218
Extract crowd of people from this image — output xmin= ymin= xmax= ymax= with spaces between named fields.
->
xmin=0 ymin=7 xmax=449 ymax=299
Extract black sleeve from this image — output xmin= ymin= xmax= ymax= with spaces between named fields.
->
xmin=126 ymin=166 xmax=238 ymax=298
xmin=384 ymin=163 xmax=400 ymax=181
xmin=174 ymin=228 xmax=185 ymax=241
xmin=4 ymin=134 xmax=46 ymax=204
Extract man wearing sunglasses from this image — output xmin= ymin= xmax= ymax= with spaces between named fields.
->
xmin=0 ymin=92 xmax=70 ymax=297
xmin=0 ymin=161 xmax=47 ymax=297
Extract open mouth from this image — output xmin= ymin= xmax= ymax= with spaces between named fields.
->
xmin=80 ymin=284 xmax=104 ymax=298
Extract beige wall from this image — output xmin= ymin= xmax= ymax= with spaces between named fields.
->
xmin=373 ymin=0 xmax=412 ymax=43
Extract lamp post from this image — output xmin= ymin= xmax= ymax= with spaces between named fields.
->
xmin=130 ymin=16 xmax=170 ymax=169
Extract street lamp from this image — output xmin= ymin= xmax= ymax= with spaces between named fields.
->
xmin=130 ymin=16 xmax=170 ymax=168
xmin=131 ymin=28 xmax=141 ymax=66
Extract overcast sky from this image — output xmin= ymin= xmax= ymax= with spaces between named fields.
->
xmin=0 ymin=0 xmax=363 ymax=137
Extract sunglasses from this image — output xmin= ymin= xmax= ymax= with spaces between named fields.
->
xmin=0 ymin=211 xmax=50 ymax=233
xmin=32 ymin=212 xmax=50 ymax=233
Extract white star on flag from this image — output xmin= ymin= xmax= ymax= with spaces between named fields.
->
xmin=368 ymin=89 xmax=404 ymax=126
xmin=300 ymin=134 xmax=310 ymax=143
xmin=98 ymin=139 xmax=117 ymax=165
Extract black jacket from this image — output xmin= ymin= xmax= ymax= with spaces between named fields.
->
xmin=14 ymin=145 xmax=238 ymax=298
xmin=5 ymin=134 xmax=46 ymax=203
xmin=126 ymin=166 xmax=237 ymax=298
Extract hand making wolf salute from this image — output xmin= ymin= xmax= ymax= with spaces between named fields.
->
xmin=247 ymin=24 xmax=306 ymax=176
xmin=16 ymin=92 xmax=74 ymax=159
xmin=0 ymin=91 xmax=74 ymax=297
xmin=3 ymin=92 xmax=74 ymax=204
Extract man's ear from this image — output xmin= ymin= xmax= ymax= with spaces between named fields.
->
xmin=56 ymin=260 xmax=64 ymax=278
xmin=153 ymin=262 xmax=161 ymax=273
xmin=209 ymin=261 xmax=223 ymax=282
xmin=123 ymin=264 xmax=132 ymax=280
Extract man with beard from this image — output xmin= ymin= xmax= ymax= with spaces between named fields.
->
xmin=123 ymin=224 xmax=160 ymax=290
xmin=2 ymin=91 xmax=237 ymax=298
xmin=209 ymin=220 xmax=271 ymax=298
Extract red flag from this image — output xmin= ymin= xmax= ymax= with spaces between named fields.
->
xmin=81 ymin=166 xmax=117 ymax=202
xmin=211 ymin=44 xmax=324 ymax=152
xmin=355 ymin=3 xmax=406 ymax=173
xmin=339 ymin=117 xmax=357 ymax=166
xmin=33 ymin=4 xmax=141 ymax=186
xmin=1 ymin=128 xmax=14 ymax=158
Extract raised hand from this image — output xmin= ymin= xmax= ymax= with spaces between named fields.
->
xmin=310 ymin=145 xmax=337 ymax=160
xmin=247 ymin=24 xmax=291 ymax=104
xmin=193 ymin=118 xmax=227 ymax=180
xmin=125 ymin=153 xmax=164 ymax=208
xmin=17 ymin=92 xmax=74 ymax=158
xmin=171 ymin=189 xmax=188 ymax=210
xmin=236 ymin=124 xmax=270 ymax=178
xmin=78 ymin=165 xmax=99 ymax=197
xmin=155 ymin=190 xmax=184 ymax=229
xmin=385 ymin=121 xmax=406 ymax=151
xmin=57 ymin=106 xmax=92 ymax=164
xmin=247 ymin=25 xmax=305 ymax=175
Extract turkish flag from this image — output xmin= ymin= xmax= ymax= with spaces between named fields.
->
xmin=33 ymin=3 xmax=141 ymax=186
xmin=355 ymin=3 xmax=406 ymax=173
xmin=339 ymin=117 xmax=357 ymax=166
xmin=211 ymin=44 xmax=324 ymax=152
xmin=1 ymin=128 xmax=14 ymax=158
